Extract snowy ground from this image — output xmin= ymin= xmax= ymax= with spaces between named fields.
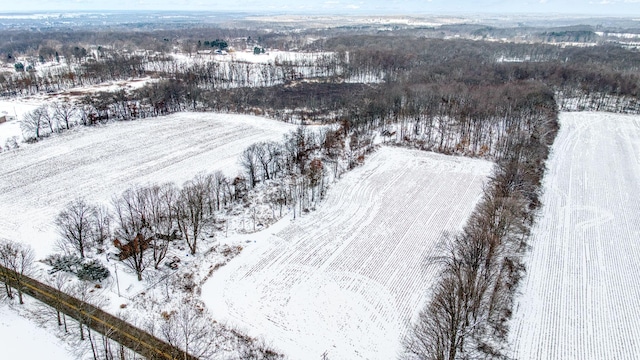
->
xmin=0 ymin=99 xmax=41 ymax=145
xmin=509 ymin=112 xmax=640 ymax=359
xmin=202 ymin=146 xmax=492 ymax=360
xmin=0 ymin=303 xmax=74 ymax=360
xmin=0 ymin=112 xmax=294 ymax=259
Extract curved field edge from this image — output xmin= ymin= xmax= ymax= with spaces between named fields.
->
xmin=509 ymin=112 xmax=640 ymax=359
xmin=201 ymin=146 xmax=493 ymax=360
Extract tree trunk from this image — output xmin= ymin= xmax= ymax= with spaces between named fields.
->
xmin=88 ymin=328 xmax=98 ymax=360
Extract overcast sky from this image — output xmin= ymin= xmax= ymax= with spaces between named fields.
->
xmin=1 ymin=0 xmax=639 ymax=16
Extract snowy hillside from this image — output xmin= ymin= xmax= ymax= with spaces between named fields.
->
xmin=0 ymin=112 xmax=294 ymax=259
xmin=509 ymin=112 xmax=640 ymax=359
xmin=202 ymin=147 xmax=492 ymax=360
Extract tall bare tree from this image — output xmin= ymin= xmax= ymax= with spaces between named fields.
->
xmin=52 ymin=100 xmax=77 ymax=130
xmin=112 ymin=188 xmax=152 ymax=281
xmin=240 ymin=145 xmax=260 ymax=188
xmin=55 ymin=198 xmax=96 ymax=259
xmin=146 ymin=183 xmax=179 ymax=269
xmin=0 ymin=240 xmax=36 ymax=304
xmin=176 ymin=176 xmax=210 ymax=255
xmin=160 ymin=300 xmax=218 ymax=359
xmin=20 ymin=106 xmax=46 ymax=140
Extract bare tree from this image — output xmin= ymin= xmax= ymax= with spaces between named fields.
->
xmin=160 ymin=299 xmax=218 ymax=359
xmin=52 ymin=100 xmax=77 ymax=130
xmin=240 ymin=145 xmax=260 ymax=188
xmin=20 ymin=106 xmax=46 ymax=140
xmin=112 ymin=188 xmax=152 ymax=281
xmin=40 ymin=104 xmax=58 ymax=134
xmin=55 ymin=198 xmax=96 ymax=259
xmin=0 ymin=240 xmax=15 ymax=300
xmin=209 ymin=171 xmax=229 ymax=212
xmin=44 ymin=272 xmax=72 ymax=332
xmin=146 ymin=183 xmax=178 ymax=268
xmin=91 ymin=204 xmax=111 ymax=252
xmin=404 ymin=273 xmax=465 ymax=360
xmin=69 ymin=280 xmax=108 ymax=342
xmin=0 ymin=239 xmax=36 ymax=304
xmin=176 ymin=176 xmax=210 ymax=255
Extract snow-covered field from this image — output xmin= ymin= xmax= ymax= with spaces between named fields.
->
xmin=202 ymin=147 xmax=492 ymax=360
xmin=0 ymin=303 xmax=73 ymax=359
xmin=509 ymin=112 xmax=640 ymax=359
xmin=0 ymin=112 xmax=294 ymax=258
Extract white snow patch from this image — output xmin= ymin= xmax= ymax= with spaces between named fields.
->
xmin=202 ymin=146 xmax=492 ymax=360
xmin=0 ymin=303 xmax=73 ymax=360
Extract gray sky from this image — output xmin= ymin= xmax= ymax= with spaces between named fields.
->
xmin=1 ymin=0 xmax=640 ymax=15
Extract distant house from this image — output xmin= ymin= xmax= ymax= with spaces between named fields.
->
xmin=0 ymin=115 xmax=6 ymax=124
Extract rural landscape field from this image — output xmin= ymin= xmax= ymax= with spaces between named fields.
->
xmin=509 ymin=112 xmax=640 ymax=359
xmin=0 ymin=5 xmax=639 ymax=360
xmin=203 ymin=147 xmax=491 ymax=359
xmin=0 ymin=112 xmax=294 ymax=257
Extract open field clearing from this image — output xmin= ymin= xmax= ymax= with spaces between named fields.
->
xmin=202 ymin=147 xmax=492 ymax=360
xmin=0 ymin=112 xmax=294 ymax=258
xmin=509 ymin=112 xmax=640 ymax=359
xmin=0 ymin=303 xmax=73 ymax=360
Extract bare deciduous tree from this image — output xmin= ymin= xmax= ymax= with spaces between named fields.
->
xmin=241 ymin=145 xmax=260 ymax=188
xmin=176 ymin=176 xmax=210 ymax=255
xmin=112 ymin=188 xmax=152 ymax=281
xmin=0 ymin=239 xmax=36 ymax=304
xmin=20 ymin=106 xmax=46 ymax=140
xmin=55 ymin=198 xmax=96 ymax=259
xmin=160 ymin=300 xmax=218 ymax=359
xmin=146 ymin=183 xmax=179 ymax=269
xmin=52 ymin=100 xmax=77 ymax=130
xmin=91 ymin=204 xmax=111 ymax=252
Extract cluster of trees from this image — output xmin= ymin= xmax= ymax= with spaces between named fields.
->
xmin=319 ymin=36 xmax=640 ymax=103
xmin=240 ymin=124 xmax=357 ymax=217
xmin=0 ymin=239 xmax=36 ymax=304
xmin=54 ymin=198 xmax=110 ymax=258
xmin=51 ymin=122 xmax=354 ymax=282
xmin=156 ymin=298 xmax=283 ymax=360
xmin=402 ymin=76 xmax=560 ymax=360
xmin=17 ymin=101 xmax=78 ymax=142
xmin=1 ymin=41 xmax=343 ymax=97
xmin=198 ymin=39 xmax=229 ymax=50
xmin=54 ymin=181 xmax=208 ymax=282
xmin=343 ymin=81 xmax=558 ymax=158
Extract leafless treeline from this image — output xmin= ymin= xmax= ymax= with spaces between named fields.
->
xmin=402 ymin=83 xmax=559 ymax=360
xmin=53 ymin=122 xmax=352 ymax=282
xmin=0 ymin=47 xmax=343 ymax=96
xmin=7 ymin=32 xmax=640 ymax=148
